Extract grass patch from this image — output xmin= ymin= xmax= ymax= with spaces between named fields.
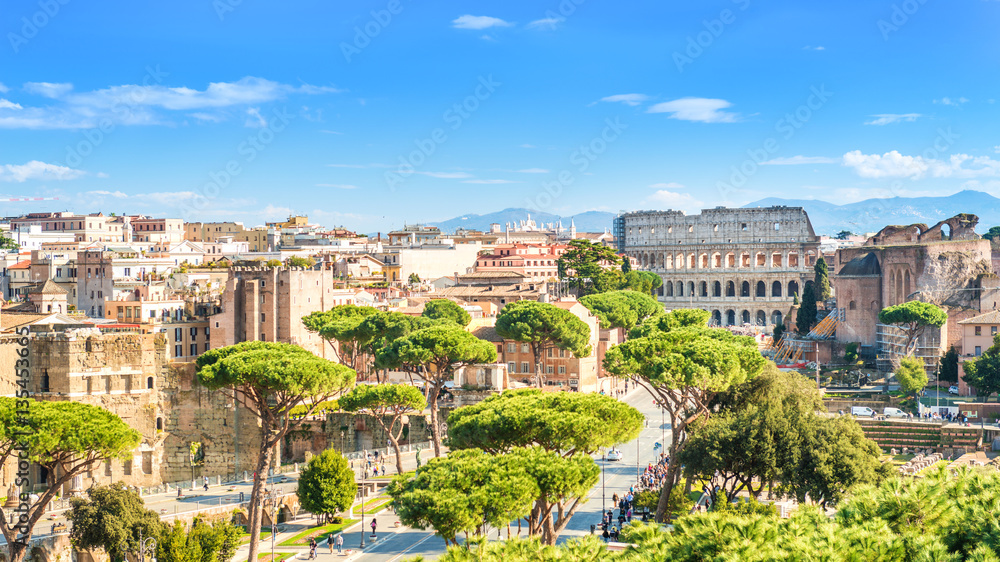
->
xmin=353 ymin=496 xmax=393 ymax=516
xmin=277 ymin=520 xmax=358 ymax=547
xmin=256 ymin=554 xmax=292 ymax=562
xmin=373 ymin=470 xmax=414 ymax=480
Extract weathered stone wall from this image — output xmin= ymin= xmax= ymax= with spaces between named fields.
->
xmin=324 ymin=411 xmax=432 ymax=455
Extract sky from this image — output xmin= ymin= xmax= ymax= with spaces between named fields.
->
xmin=1 ymin=0 xmax=999 ymax=233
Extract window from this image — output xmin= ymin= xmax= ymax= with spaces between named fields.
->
xmin=205 ymin=326 xmax=210 ymax=336
xmin=146 ymin=377 xmax=154 ymax=389
xmin=976 ymin=326 xmax=982 ymax=336
xmin=190 ymin=343 xmax=198 ymax=356
xmin=190 ymin=327 xmax=198 ymax=337
xmin=547 ymin=348 xmax=553 ymax=358
xmin=521 ymin=362 xmax=530 ymax=373
xmin=506 ymin=343 xmax=516 ymax=353
xmin=175 ymin=328 xmax=182 ymax=340
xmin=205 ymin=342 xmax=210 ymax=352
xmin=261 ymin=313 xmax=265 ymax=322
xmin=546 ymin=365 xmax=554 ymax=374
xmin=123 ymin=459 xmax=132 ymax=476
xmin=174 ymin=344 xmax=182 ymax=357
xmin=976 ymin=346 xmax=982 ymax=356
xmin=521 ymin=343 xmax=529 ymax=353
xmin=993 ymin=326 xmax=998 ymax=335
xmin=507 ymin=362 xmax=516 ymax=373
xmin=558 ymin=365 xmax=566 ymax=374
xmin=105 ymin=461 xmax=112 ymax=476
xmin=559 ymin=349 xmax=566 ymax=358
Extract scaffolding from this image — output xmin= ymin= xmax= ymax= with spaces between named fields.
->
xmin=875 ymin=323 xmax=942 ymax=375
xmin=772 ymin=309 xmax=843 ymax=365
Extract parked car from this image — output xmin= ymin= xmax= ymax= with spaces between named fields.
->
xmin=851 ymin=406 xmax=875 ymax=417
xmin=606 ymin=449 xmax=623 ymax=461
xmin=883 ymin=407 xmax=907 ymax=418
xmin=949 ymin=385 xmax=959 ymax=395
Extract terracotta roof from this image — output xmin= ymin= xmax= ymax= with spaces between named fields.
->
xmin=0 ymin=311 xmax=52 ymax=329
xmin=471 ymin=325 xmax=502 ymax=342
xmin=27 ymin=279 xmax=68 ymax=295
xmin=8 ymin=260 xmax=30 ymax=270
xmin=460 ymin=271 xmax=527 ymax=279
xmin=958 ymin=311 xmax=1000 ymax=325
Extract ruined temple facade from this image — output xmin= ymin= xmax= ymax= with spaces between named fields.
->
xmin=832 ymin=214 xmax=1000 ymax=349
xmin=617 ymin=207 xmax=820 ymax=329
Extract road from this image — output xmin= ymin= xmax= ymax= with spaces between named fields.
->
xmin=344 ymin=387 xmax=669 ymax=561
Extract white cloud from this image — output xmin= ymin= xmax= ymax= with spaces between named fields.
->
xmin=189 ymin=112 xmax=225 ymax=123
xmin=0 ymin=161 xmax=85 ymax=182
xmin=646 ymin=190 xmax=703 ymax=213
xmin=803 ymin=45 xmax=826 ymax=50
xmin=842 ymin=150 xmax=1000 ymax=179
xmin=0 ymin=83 xmax=8 ymax=93
xmin=527 ymin=17 xmax=563 ymax=30
xmin=316 ymin=183 xmax=357 ymax=189
xmin=649 ymin=182 xmax=685 ymax=189
xmin=934 ymin=97 xmax=969 ymax=106
xmin=24 ymin=82 xmax=73 ymax=98
xmin=760 ymin=156 xmax=838 ymax=165
xmin=87 ymin=190 xmax=128 ymax=198
xmin=994 ymin=145 xmax=1000 ymax=154
xmin=647 ymin=98 xmax=740 ymax=123
xmin=417 ymin=171 xmax=473 ymax=179
xmin=599 ymin=94 xmax=649 ymax=107
xmin=865 ymin=113 xmax=921 ymax=126
xmin=462 ymin=179 xmax=520 ymax=184
xmin=244 ymin=107 xmax=267 ymax=128
xmin=452 ymin=15 xmax=513 ymax=30
xmin=517 ymin=168 xmax=549 ymax=174
xmin=0 ymin=99 xmax=22 ymax=110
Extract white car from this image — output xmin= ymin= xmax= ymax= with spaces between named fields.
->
xmin=949 ymin=385 xmax=959 ymax=395
xmin=606 ymin=449 xmax=623 ymax=462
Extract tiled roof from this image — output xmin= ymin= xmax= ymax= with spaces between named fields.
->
xmin=958 ymin=311 xmax=1000 ymax=325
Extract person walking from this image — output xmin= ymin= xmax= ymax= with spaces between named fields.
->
xmin=370 ymin=517 xmax=378 ymax=538
xmin=602 ymin=526 xmax=610 ymax=542
xmin=308 ymin=538 xmax=317 ymax=559
xmin=335 ymin=533 xmax=344 ymax=554
xmin=328 ymin=534 xmax=334 ymax=555
xmin=203 ymin=475 xmax=209 ymax=491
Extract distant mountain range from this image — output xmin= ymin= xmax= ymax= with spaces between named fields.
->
xmin=429 ymin=208 xmax=616 ymax=233
xmin=744 ymin=190 xmax=1000 ymax=236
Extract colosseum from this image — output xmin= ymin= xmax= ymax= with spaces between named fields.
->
xmin=614 ymin=206 xmax=821 ymax=329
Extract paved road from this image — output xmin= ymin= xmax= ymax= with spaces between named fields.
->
xmin=342 ymin=387 xmax=669 ymax=561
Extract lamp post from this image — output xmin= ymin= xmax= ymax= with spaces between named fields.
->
xmin=119 ymin=529 xmax=156 ymax=562
xmin=359 ymin=483 xmax=366 ymax=549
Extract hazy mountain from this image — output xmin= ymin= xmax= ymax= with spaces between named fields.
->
xmin=745 ymin=190 xmax=1000 ymax=235
xmin=429 ymin=208 xmax=616 ymax=233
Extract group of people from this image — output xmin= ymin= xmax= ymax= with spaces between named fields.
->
xmin=601 ymin=488 xmax=637 ymax=542
xmin=362 ymin=450 xmax=387 ymax=479
xmin=637 ymin=454 xmax=670 ymax=491
xmin=600 ymin=381 xmax=630 ymax=399
xmin=305 ymin=532 xmax=345 ymax=558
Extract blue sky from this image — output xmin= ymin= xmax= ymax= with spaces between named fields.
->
xmin=1 ymin=0 xmax=999 ymax=232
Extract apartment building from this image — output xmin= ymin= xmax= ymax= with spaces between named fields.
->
xmin=131 ymin=217 xmax=185 ymax=244
xmin=10 ymin=212 xmax=130 ymax=243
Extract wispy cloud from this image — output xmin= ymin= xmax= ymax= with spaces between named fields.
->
xmin=647 ymin=98 xmax=740 ymax=123
xmin=24 ymin=82 xmax=73 ymax=98
xmin=934 ymin=97 xmax=969 ymax=106
xmin=599 ymin=94 xmax=650 ymax=107
xmin=527 ymin=17 xmax=563 ymax=30
xmin=649 ymin=182 xmax=685 ymax=189
xmin=865 ymin=113 xmax=921 ymax=126
xmin=88 ymin=190 xmax=128 ymax=198
xmin=462 ymin=179 xmax=520 ymax=184
xmin=418 ymin=171 xmax=474 ymax=179
xmin=452 ymin=15 xmax=513 ymax=30
xmin=517 ymin=168 xmax=549 ymax=174
xmin=244 ymin=107 xmax=267 ymax=128
xmin=0 ymin=83 xmax=8 ymax=94
xmin=646 ymin=190 xmax=703 ymax=213
xmin=803 ymin=45 xmax=825 ymax=51
xmin=0 ymin=99 xmax=22 ymax=110
xmin=760 ymin=156 xmax=838 ymax=165
xmin=316 ymin=183 xmax=357 ymax=189
xmin=1 ymin=161 xmax=86 ymax=182
xmin=842 ymin=150 xmax=1000 ymax=179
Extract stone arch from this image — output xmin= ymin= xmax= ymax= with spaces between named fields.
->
xmin=788 ymin=280 xmax=799 ymax=298
xmin=895 ymin=271 xmax=903 ymax=305
xmin=941 ymin=223 xmax=952 ymax=240
xmin=755 ymin=252 xmax=766 ymax=267
xmin=676 ymin=253 xmax=684 ymax=269
xmin=665 ymin=254 xmax=673 ymax=269
xmin=849 ymin=301 xmax=856 ymax=310
xmin=726 ymin=310 xmax=736 ymax=326
xmin=772 ymin=281 xmax=782 ymax=297
xmin=146 ymin=376 xmax=154 ymax=389
xmin=771 ymin=252 xmax=783 ymax=268
xmin=741 ymin=252 xmax=750 ymax=268
xmin=726 ymin=253 xmax=736 ymax=268
xmin=904 ymin=269 xmax=911 ymax=299
xmin=713 ymin=281 xmax=722 ymax=297
xmin=676 ymin=281 xmax=684 ymax=296
xmin=665 ymin=282 xmax=673 ymax=297
xmin=756 ymin=281 xmax=766 ymax=297
xmin=712 ymin=252 xmax=722 ymax=268
xmin=756 ymin=310 xmax=767 ymax=326
xmin=688 ymin=281 xmax=695 ymax=296
xmin=772 ymin=310 xmax=783 ymax=326
xmin=700 ymin=281 xmax=708 ymax=297
xmin=700 ymin=253 xmax=709 ymax=269
xmin=741 ymin=281 xmax=750 ymax=297
xmin=889 ymin=271 xmax=896 ymax=304
xmin=711 ymin=310 xmax=722 ymax=325
xmin=726 ymin=281 xmax=735 ymax=297
xmin=741 ymin=310 xmax=751 ymax=324
xmin=688 ymin=253 xmax=696 ymax=269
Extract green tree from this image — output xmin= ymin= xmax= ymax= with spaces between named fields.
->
xmin=408 ymin=272 xmax=421 ymax=284
xmin=557 ymin=239 xmax=621 ymax=295
xmin=388 ymin=448 xmax=539 ymax=545
xmin=302 ymin=304 xmax=380 ymax=373
xmin=355 ymin=311 xmax=438 ymax=381
xmin=196 ymin=342 xmax=355 ymax=561
xmin=603 ymin=326 xmax=766 ymax=522
xmin=878 ymin=301 xmax=948 ymax=355
xmin=939 ymin=345 xmax=959 ymax=383
xmin=495 ymin=300 xmax=592 ymax=388
xmin=895 ymin=356 xmax=928 ymax=397
xmin=447 ymin=390 xmax=642 ymax=544
xmin=621 ymin=256 xmax=632 ymax=274
xmin=797 ymin=281 xmax=818 ymax=334
xmin=579 ymin=290 xmax=664 ymax=334
xmin=844 ymin=342 xmax=859 ymax=364
xmin=67 ymin=483 xmax=162 ymax=561
xmin=963 ymin=334 xmax=1000 ymax=401
xmin=378 ymin=325 xmax=497 ymax=457
xmin=422 ymin=299 xmax=472 ymax=327
xmin=982 ymin=226 xmax=1000 ymax=241
xmin=0 ymin=400 xmax=141 ymax=562
xmin=772 ymin=323 xmax=785 ymax=343
xmin=156 ymin=518 xmax=242 ymax=562
xmin=265 ymin=259 xmax=282 ymax=268
xmin=629 ymin=308 xmax=710 ymax=339
xmin=835 ymin=230 xmax=854 ymax=240
xmin=591 ymin=269 xmax=625 ymax=294
xmin=286 ymin=256 xmax=315 ymax=268
xmin=296 ymin=450 xmax=356 ymax=524
xmin=813 ymin=257 xmax=831 ymax=301
xmin=0 ymin=236 xmax=18 ymax=250
xmin=338 ymin=384 xmax=426 ymax=474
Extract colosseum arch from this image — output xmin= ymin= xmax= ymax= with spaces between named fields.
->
xmin=741 ymin=310 xmax=751 ymax=324
xmin=712 ymin=252 xmax=722 ymax=268
xmin=772 ymin=311 xmax=783 ymax=326
xmin=676 ymin=253 xmax=684 ymax=269
xmin=726 ymin=281 xmax=735 ymax=297
xmin=741 ymin=252 xmax=751 ymax=268
xmin=676 ymin=281 xmax=684 ymax=296
xmin=772 ymin=281 xmax=782 ymax=297
xmin=726 ymin=310 xmax=736 ymax=326
xmin=756 ymin=281 xmax=766 ymax=297
xmin=726 ymin=253 xmax=735 ymax=268
xmin=741 ymin=281 xmax=750 ymax=297
xmin=756 ymin=310 xmax=767 ymax=326
xmin=664 ymin=282 xmax=673 ymax=297
xmin=688 ymin=281 xmax=695 ymax=296
xmin=700 ymin=253 xmax=709 ymax=269
xmin=788 ymin=280 xmax=799 ymax=298
xmin=665 ymin=254 xmax=673 ymax=269
xmin=711 ymin=310 xmax=722 ymax=325
xmin=700 ymin=281 xmax=708 ymax=297
xmin=713 ymin=281 xmax=722 ymax=297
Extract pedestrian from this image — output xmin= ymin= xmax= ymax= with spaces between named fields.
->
xmin=203 ymin=476 xmax=209 ymax=491
xmin=335 ymin=533 xmax=344 ymax=554
xmin=309 ymin=538 xmax=317 ymax=559
xmin=328 ymin=534 xmax=334 ymax=555
xmin=371 ymin=517 xmax=378 ymax=537
xmin=602 ymin=527 xmax=610 ymax=542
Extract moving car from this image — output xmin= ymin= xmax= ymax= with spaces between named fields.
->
xmin=883 ymin=407 xmax=907 ymax=418
xmin=606 ymin=449 xmax=623 ymax=461
xmin=851 ymin=406 xmax=875 ymax=417
xmin=949 ymin=385 xmax=959 ymax=395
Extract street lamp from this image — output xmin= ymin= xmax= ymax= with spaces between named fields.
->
xmin=119 ymin=529 xmax=156 ymax=562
